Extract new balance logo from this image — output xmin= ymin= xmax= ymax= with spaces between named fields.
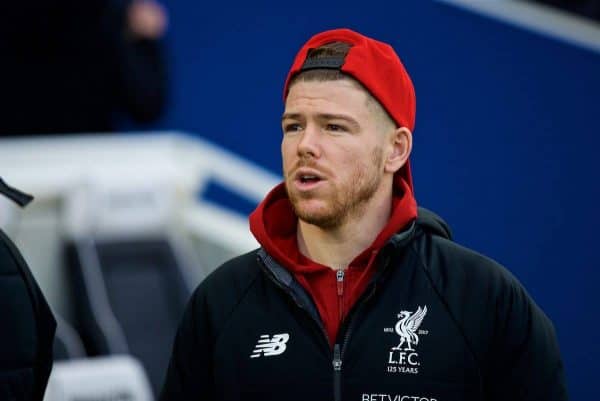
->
xmin=250 ymin=333 xmax=290 ymax=358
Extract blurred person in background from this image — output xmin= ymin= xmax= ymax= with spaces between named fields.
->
xmin=0 ymin=0 xmax=168 ymax=136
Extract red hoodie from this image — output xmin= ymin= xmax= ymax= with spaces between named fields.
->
xmin=249 ymin=174 xmax=417 ymax=348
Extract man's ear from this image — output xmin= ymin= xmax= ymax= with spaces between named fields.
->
xmin=384 ymin=127 xmax=412 ymax=174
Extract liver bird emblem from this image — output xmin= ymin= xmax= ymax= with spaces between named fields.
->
xmin=392 ymin=306 xmax=427 ymax=351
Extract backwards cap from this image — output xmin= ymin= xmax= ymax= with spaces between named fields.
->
xmin=283 ymin=28 xmax=417 ymax=192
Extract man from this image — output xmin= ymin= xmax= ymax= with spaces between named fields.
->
xmin=160 ymin=29 xmax=567 ymax=401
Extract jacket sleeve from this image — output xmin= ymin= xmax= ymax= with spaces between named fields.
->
xmin=0 ymin=229 xmax=56 ymax=401
xmin=159 ymin=286 xmax=215 ymax=400
xmin=486 ymin=276 xmax=568 ymax=401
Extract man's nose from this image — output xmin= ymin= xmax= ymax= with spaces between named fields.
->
xmin=297 ymin=124 xmax=321 ymax=158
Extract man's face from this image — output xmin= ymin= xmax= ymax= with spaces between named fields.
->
xmin=281 ymin=79 xmax=389 ymax=229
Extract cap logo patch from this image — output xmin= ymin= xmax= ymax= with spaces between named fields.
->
xmin=300 ymin=55 xmax=345 ymax=71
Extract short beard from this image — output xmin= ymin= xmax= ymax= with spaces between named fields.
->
xmin=286 ymin=147 xmax=384 ymax=229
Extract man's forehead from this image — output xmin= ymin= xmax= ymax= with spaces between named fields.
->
xmin=288 ymin=74 xmax=367 ymax=95
xmin=284 ymin=79 xmax=385 ymax=124
xmin=285 ymin=80 xmax=371 ymax=108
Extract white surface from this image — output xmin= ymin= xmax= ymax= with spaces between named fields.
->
xmin=0 ymin=131 xmax=279 ymax=240
xmin=0 ymin=132 xmax=279 ymax=319
xmin=182 ymin=202 xmax=259 ymax=253
xmin=437 ymin=0 xmax=600 ymax=53
xmin=44 ymin=356 xmax=153 ymax=401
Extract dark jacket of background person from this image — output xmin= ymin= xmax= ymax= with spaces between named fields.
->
xmin=0 ymin=0 xmax=167 ymax=136
xmin=0 ymin=180 xmax=56 ymax=400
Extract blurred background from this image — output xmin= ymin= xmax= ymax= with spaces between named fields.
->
xmin=0 ymin=0 xmax=598 ymax=399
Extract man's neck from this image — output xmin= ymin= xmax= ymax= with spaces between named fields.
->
xmin=296 ymin=187 xmax=393 ymax=270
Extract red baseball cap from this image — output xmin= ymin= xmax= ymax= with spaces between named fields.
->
xmin=283 ymin=28 xmax=416 ymax=192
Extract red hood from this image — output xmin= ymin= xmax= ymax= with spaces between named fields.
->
xmin=249 ymin=173 xmax=417 ymax=272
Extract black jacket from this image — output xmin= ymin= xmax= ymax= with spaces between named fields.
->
xmin=0 ymin=180 xmax=56 ymax=400
xmin=160 ymin=208 xmax=567 ymax=401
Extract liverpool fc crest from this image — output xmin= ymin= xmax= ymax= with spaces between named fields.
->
xmin=384 ymin=306 xmax=428 ymax=375
xmin=392 ymin=306 xmax=427 ymax=351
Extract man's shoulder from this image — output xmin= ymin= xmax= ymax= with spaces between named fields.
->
xmin=410 ymin=228 xmax=557 ymax=364
xmin=412 ymin=229 xmax=524 ymax=300
xmin=182 ymin=249 xmax=264 ymax=334
xmin=413 ymin=207 xmax=517 ymax=290
xmin=196 ymin=248 xmax=263 ymax=297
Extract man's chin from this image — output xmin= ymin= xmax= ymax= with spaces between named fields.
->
xmin=293 ymin=205 xmax=341 ymax=229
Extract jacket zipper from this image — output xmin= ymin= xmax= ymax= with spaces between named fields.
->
xmin=331 ymin=285 xmax=377 ymax=401
xmin=333 ymin=343 xmax=342 ymax=401
xmin=333 ymin=269 xmax=345 ymax=401
xmin=332 ymin=253 xmax=392 ymax=401
xmin=336 ymin=269 xmax=345 ymax=323
xmin=259 ymin=251 xmax=393 ymax=401
xmin=333 ymin=255 xmax=389 ymax=401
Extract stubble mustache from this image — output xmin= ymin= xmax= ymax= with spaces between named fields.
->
xmin=287 ymin=155 xmax=332 ymax=180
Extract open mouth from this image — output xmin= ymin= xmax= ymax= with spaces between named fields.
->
xmin=299 ymin=175 xmax=321 ymax=184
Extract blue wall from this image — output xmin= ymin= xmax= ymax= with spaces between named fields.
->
xmin=150 ymin=1 xmax=599 ymax=397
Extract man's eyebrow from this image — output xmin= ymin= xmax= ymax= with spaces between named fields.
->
xmin=318 ymin=113 xmax=360 ymax=130
xmin=281 ymin=113 xmax=302 ymax=121
xmin=318 ymin=113 xmax=358 ymax=124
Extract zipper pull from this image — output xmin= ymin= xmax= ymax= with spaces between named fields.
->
xmin=333 ymin=343 xmax=342 ymax=401
xmin=333 ymin=344 xmax=342 ymax=371
xmin=336 ymin=269 xmax=344 ymax=296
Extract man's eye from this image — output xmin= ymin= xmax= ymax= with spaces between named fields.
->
xmin=283 ymin=123 xmax=302 ymax=132
xmin=326 ymin=124 xmax=346 ymax=132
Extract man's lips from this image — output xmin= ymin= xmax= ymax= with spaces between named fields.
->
xmin=292 ymin=168 xmax=327 ymax=190
xmin=294 ymin=168 xmax=326 ymax=181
